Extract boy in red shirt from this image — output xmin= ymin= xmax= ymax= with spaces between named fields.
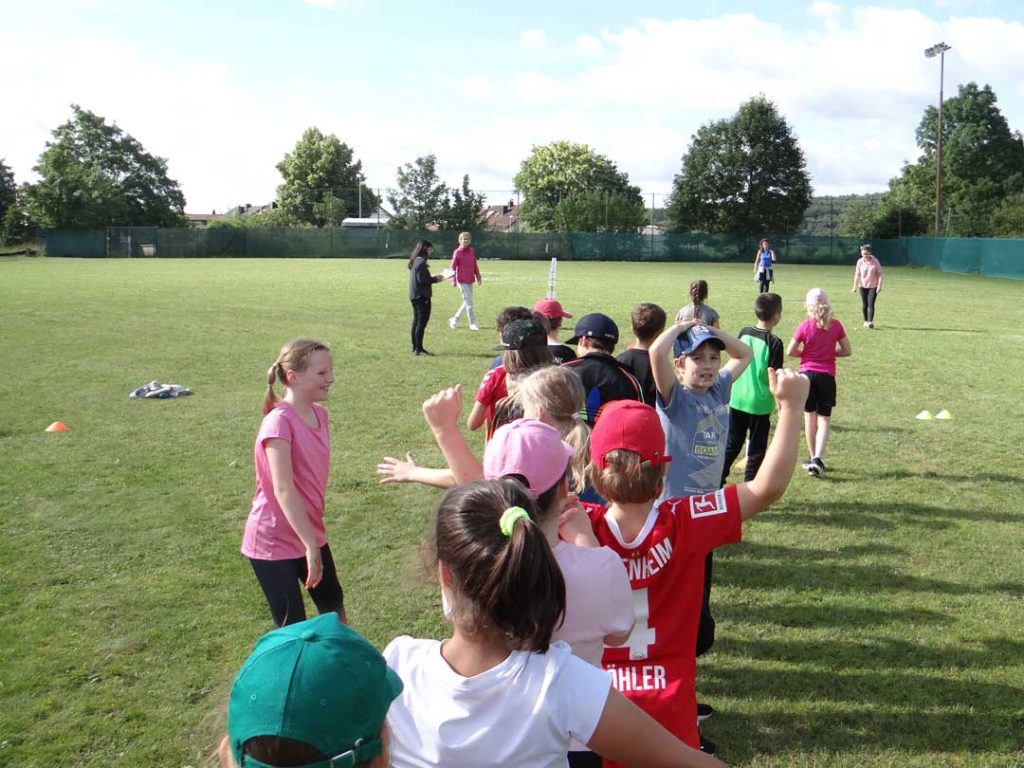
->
xmin=575 ymin=368 xmax=808 ymax=762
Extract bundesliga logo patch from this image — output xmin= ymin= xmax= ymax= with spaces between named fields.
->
xmin=689 ymin=489 xmax=728 ymax=518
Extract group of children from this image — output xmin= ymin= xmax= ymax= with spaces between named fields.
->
xmin=226 ymin=267 xmax=857 ymax=767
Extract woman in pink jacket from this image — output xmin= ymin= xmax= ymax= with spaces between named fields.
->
xmin=852 ymin=244 xmax=883 ymax=329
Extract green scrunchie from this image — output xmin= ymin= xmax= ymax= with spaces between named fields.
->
xmin=499 ymin=506 xmax=530 ymax=537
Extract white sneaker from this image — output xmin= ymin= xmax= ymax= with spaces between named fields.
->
xmin=448 ymin=317 xmax=457 ymax=329
xmin=469 ymin=323 xmax=480 ymax=331
xmin=864 ymin=321 xmax=870 ymax=328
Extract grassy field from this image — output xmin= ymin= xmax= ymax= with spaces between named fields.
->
xmin=1 ymin=256 xmax=1022 ymax=768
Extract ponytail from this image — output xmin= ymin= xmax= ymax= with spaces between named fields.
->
xmin=431 ymin=480 xmax=565 ymax=652
xmin=263 ymin=339 xmax=331 ymax=415
xmin=810 ymin=300 xmax=834 ymax=330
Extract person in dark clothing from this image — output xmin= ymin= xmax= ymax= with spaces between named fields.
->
xmin=562 ymin=313 xmax=645 ymax=426
xmin=408 ymin=239 xmax=446 ymax=356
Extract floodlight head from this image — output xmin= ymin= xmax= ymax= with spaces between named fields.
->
xmin=925 ymin=42 xmax=951 ymax=58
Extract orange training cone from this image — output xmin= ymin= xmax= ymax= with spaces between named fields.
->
xmin=45 ymin=421 xmax=70 ymax=432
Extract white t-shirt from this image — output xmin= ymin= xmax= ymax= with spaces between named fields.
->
xmin=383 ymin=637 xmax=611 ymax=768
xmin=552 ymin=542 xmax=634 ymax=669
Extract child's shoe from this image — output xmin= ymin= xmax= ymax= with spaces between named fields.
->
xmin=448 ymin=317 xmax=458 ymax=329
xmin=697 ymin=702 xmax=714 ymax=723
xmin=808 ymin=457 xmax=826 ymax=477
xmin=469 ymin=323 xmax=480 ymax=331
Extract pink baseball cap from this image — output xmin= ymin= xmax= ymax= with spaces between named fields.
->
xmin=805 ymin=287 xmax=829 ymax=305
xmin=590 ymin=400 xmax=672 ymax=469
xmin=483 ymin=419 xmax=575 ymax=498
xmin=533 ymin=298 xmax=573 ymax=320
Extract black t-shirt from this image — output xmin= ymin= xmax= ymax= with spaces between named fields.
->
xmin=548 ymin=343 xmax=577 ymax=365
xmin=561 ymin=353 xmax=644 ymax=425
xmin=616 ymin=347 xmax=655 ymax=407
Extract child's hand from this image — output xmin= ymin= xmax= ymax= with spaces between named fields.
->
xmin=673 ymin=319 xmax=700 ymax=333
xmin=477 ymin=276 xmax=483 ymax=285
xmin=305 ymin=545 xmax=323 ymax=588
xmin=769 ymin=368 xmax=809 ymax=408
xmin=377 ymin=452 xmax=417 ymax=484
xmin=423 ymin=385 xmax=463 ymax=432
xmin=558 ymin=493 xmax=600 ymax=547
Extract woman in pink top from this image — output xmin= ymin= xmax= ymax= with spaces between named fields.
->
xmin=852 ymin=243 xmax=884 ymax=329
xmin=787 ymin=289 xmax=852 ymax=478
xmin=242 ymin=338 xmax=345 ymax=627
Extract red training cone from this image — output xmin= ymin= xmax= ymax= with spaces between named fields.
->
xmin=46 ymin=421 xmax=70 ymax=432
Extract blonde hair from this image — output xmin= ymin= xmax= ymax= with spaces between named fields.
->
xmin=515 ymin=367 xmax=591 ymax=493
xmin=589 ymin=449 xmax=665 ymax=504
xmin=263 ymin=338 xmax=330 ymax=415
xmin=807 ymin=299 xmax=834 ymax=331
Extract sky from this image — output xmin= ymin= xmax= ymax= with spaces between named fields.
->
xmin=3 ymin=0 xmax=1023 ymax=214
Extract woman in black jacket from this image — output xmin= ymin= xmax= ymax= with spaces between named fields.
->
xmin=408 ymin=239 xmax=445 ymax=356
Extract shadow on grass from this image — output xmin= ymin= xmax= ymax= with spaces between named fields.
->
xmin=717 ymin=538 xmax=1008 ymax=596
xmin=722 ymin=602 xmax=948 ymax=629
xmin=761 ymin=500 xmax=1019 ymax=531
xmin=872 ymin=469 xmax=1023 ymax=484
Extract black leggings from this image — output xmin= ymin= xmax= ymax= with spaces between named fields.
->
xmin=249 ymin=544 xmax=345 ymax=627
xmin=859 ymin=287 xmax=877 ymax=323
xmin=758 ymin=268 xmax=773 ymax=294
xmin=722 ymin=410 xmax=771 ymax=484
xmin=411 ymin=298 xmax=432 ymax=353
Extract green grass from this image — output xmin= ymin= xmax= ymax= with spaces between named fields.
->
xmin=1 ymin=256 xmax=1022 ymax=767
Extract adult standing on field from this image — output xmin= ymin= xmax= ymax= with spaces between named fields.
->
xmin=852 ymin=243 xmax=883 ymax=329
xmin=753 ymin=238 xmax=776 ymax=293
xmin=408 ymin=239 xmax=445 ymax=356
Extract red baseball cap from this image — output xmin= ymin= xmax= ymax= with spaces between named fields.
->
xmin=533 ymin=298 xmax=573 ymax=320
xmin=590 ymin=400 xmax=672 ymax=469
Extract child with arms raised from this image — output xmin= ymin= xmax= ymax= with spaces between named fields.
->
xmin=577 ymin=368 xmax=808 ymax=762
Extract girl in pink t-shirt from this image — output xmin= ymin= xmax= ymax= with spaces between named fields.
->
xmin=786 ymin=289 xmax=852 ymax=478
xmin=242 ymin=338 xmax=345 ymax=627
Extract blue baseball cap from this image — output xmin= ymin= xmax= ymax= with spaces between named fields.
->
xmin=673 ymin=324 xmax=726 ymax=358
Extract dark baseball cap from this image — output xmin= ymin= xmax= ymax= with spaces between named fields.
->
xmin=566 ymin=313 xmax=619 ymax=345
xmin=673 ymin=324 xmax=726 ymax=358
xmin=494 ymin=318 xmax=548 ymax=351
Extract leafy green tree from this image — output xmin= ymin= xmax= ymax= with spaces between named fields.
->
xmin=276 ymin=128 xmax=376 ymax=226
xmin=893 ymin=83 xmax=1024 ymax=236
xmin=24 ymin=105 xmax=186 ymax=228
xmin=386 ymin=154 xmax=451 ymax=230
xmin=438 ymin=174 xmax=486 ymax=232
xmin=513 ymin=141 xmax=644 ymax=232
xmin=666 ymin=96 xmax=812 ymax=236
xmin=990 ymin=193 xmax=1024 ymax=237
xmin=555 ymin=190 xmax=647 ymax=233
xmin=0 ymin=160 xmax=16 ymax=223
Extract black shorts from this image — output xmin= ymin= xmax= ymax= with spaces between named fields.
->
xmin=803 ymin=371 xmax=837 ymax=417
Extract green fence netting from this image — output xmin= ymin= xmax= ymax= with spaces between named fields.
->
xmin=37 ymin=227 xmax=1022 ymax=277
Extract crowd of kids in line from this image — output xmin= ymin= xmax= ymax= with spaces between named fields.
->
xmin=222 ymin=240 xmax=884 ymax=768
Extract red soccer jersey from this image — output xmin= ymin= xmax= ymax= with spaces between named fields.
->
xmin=586 ymin=485 xmax=742 ymax=756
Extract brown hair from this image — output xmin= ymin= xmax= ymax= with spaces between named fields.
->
xmin=689 ymin=279 xmax=709 ymax=306
xmin=229 ymin=735 xmax=383 ymax=768
xmin=629 ymin=302 xmax=667 ymax=343
xmin=754 ymin=292 xmax=782 ymax=322
xmin=589 ymin=449 xmax=666 ymax=504
xmin=496 ymin=306 xmax=532 ymax=334
xmin=428 ymin=480 xmax=565 ymax=652
xmin=264 ymin=339 xmax=331 ymax=415
xmin=516 ymin=366 xmax=591 ymax=493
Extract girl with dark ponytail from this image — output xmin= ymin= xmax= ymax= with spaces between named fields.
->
xmin=382 ymin=479 xmax=726 ymax=768
xmin=675 ymin=279 xmax=721 ymax=328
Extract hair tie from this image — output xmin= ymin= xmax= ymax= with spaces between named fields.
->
xmin=499 ymin=506 xmax=530 ymax=537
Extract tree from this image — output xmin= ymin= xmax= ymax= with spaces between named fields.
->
xmin=513 ymin=141 xmax=645 ymax=232
xmin=24 ymin=105 xmax=186 ymax=228
xmin=892 ymin=83 xmax=1024 ymax=236
xmin=0 ymin=160 xmax=16 ymax=224
xmin=666 ymin=96 xmax=812 ymax=236
xmin=438 ymin=174 xmax=486 ymax=232
xmin=0 ymin=160 xmax=33 ymax=245
xmin=276 ymin=128 xmax=376 ymax=227
xmin=386 ymin=154 xmax=451 ymax=230
xmin=990 ymin=193 xmax=1024 ymax=237
xmin=555 ymin=190 xmax=647 ymax=233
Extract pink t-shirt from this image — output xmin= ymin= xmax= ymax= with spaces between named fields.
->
xmin=450 ymin=246 xmax=481 ymax=284
xmin=552 ymin=541 xmax=634 ymax=669
xmin=242 ymin=402 xmax=330 ymax=560
xmin=793 ymin=318 xmax=847 ymax=377
xmin=854 ymin=256 xmax=883 ymax=289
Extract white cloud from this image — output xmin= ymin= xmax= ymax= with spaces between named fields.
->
xmin=520 ymin=29 xmax=546 ymax=49
xmin=576 ymin=34 xmax=604 ymax=56
xmin=809 ymin=1 xmax=843 ymax=31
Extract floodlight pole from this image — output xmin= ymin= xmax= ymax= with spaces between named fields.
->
xmin=925 ymin=42 xmax=951 ymax=235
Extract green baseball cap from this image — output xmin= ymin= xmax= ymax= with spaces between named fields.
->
xmin=228 ymin=613 xmax=403 ymax=768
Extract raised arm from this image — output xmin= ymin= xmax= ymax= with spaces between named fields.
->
xmin=648 ymin=320 xmax=697 ymax=406
xmin=735 ymin=368 xmax=808 ymax=519
xmin=715 ymin=327 xmax=753 ymax=381
xmin=265 ymin=439 xmax=323 ymax=588
xmin=423 ymin=385 xmax=485 ymax=483
xmin=377 ymin=452 xmax=455 ymax=489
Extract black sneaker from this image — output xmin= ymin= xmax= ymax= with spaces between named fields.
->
xmin=700 ymin=736 xmax=717 ymax=756
xmin=801 ymin=458 xmax=815 ymax=471
xmin=808 ymin=457 xmax=826 ymax=477
xmin=697 ymin=702 xmax=714 ymax=723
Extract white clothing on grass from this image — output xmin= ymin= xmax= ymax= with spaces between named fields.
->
xmin=383 ymin=637 xmax=611 ymax=768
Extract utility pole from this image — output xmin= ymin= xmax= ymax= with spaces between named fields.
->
xmin=925 ymin=42 xmax=951 ymax=235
